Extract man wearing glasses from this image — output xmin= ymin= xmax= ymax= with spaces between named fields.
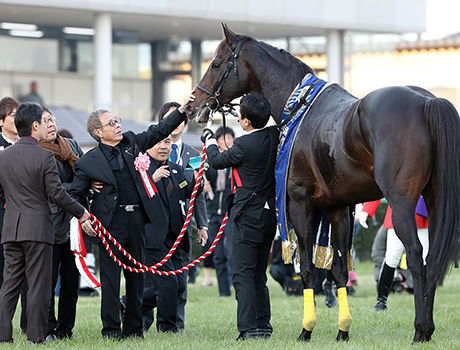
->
xmin=37 ymin=108 xmax=84 ymax=341
xmin=70 ymin=95 xmax=194 ymax=340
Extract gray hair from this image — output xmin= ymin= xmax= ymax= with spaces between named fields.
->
xmin=87 ymin=108 xmax=110 ymax=142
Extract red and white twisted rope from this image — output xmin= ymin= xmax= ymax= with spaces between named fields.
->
xmin=90 ymin=213 xmax=227 ymax=275
xmin=89 ymin=144 xmax=229 ymax=275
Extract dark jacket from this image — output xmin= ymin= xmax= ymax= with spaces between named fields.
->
xmin=206 ymin=126 xmax=279 ymax=221
xmin=70 ymin=109 xmax=187 ymax=228
xmin=0 ymin=138 xmax=84 ymax=245
xmin=144 ymin=159 xmax=197 ymax=251
xmin=205 ymin=165 xmax=232 ymax=216
xmin=50 ymin=138 xmax=84 ymax=244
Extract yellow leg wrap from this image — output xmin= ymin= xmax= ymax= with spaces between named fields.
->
xmin=338 ymin=287 xmax=352 ymax=331
xmin=302 ymin=289 xmax=316 ymax=331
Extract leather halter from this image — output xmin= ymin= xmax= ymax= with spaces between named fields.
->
xmin=195 ymin=38 xmax=248 ymax=118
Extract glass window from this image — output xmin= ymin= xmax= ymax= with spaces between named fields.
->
xmin=0 ymin=36 xmax=58 ymax=72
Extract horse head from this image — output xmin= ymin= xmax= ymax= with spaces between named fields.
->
xmin=185 ymin=24 xmax=254 ymax=123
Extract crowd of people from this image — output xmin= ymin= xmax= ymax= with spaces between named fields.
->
xmin=0 ymin=89 xmax=436 ymax=344
xmin=0 ymin=91 xmax=280 ymax=344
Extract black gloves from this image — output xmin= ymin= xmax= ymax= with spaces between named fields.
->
xmin=200 ymin=128 xmax=216 ymax=143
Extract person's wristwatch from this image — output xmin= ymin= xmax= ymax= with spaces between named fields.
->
xmin=197 ymin=226 xmax=208 ymax=231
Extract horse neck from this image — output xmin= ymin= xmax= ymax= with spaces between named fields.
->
xmin=246 ymin=46 xmax=308 ymax=123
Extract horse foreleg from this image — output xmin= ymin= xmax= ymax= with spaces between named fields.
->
xmin=328 ymin=208 xmax=353 ymax=341
xmin=288 ymin=201 xmax=316 ymax=341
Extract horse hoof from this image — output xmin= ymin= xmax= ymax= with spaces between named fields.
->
xmin=413 ymin=331 xmax=432 ymax=343
xmin=297 ymin=329 xmax=312 ymax=342
xmin=336 ymin=330 xmax=349 ymax=342
xmin=413 ymin=323 xmax=435 ymax=343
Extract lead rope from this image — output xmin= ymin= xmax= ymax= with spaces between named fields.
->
xmin=88 ymin=144 xmax=229 ymax=275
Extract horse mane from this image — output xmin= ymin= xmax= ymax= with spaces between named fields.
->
xmin=220 ymin=33 xmax=315 ymax=80
xmin=255 ymin=39 xmax=315 ymax=77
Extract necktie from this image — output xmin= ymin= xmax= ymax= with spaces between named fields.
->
xmin=216 ymin=169 xmax=226 ymax=191
xmin=165 ymin=178 xmax=173 ymax=198
xmin=170 ymin=144 xmax=178 ymax=163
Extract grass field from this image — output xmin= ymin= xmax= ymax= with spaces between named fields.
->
xmin=5 ymin=261 xmax=460 ymax=349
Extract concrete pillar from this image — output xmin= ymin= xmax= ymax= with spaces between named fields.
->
xmin=191 ymin=39 xmax=202 ymax=87
xmin=326 ymin=29 xmax=345 ymax=86
xmin=94 ymin=13 xmax=112 ymax=110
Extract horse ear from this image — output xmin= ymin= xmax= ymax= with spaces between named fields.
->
xmin=222 ymin=23 xmax=237 ymax=47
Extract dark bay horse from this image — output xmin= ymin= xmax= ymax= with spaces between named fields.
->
xmin=185 ymin=24 xmax=460 ymax=343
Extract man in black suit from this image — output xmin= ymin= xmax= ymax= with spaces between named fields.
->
xmin=201 ymin=93 xmax=278 ymax=340
xmin=0 ymin=102 xmax=93 ymax=344
xmin=0 ymin=97 xmax=20 ymax=289
xmin=70 ymin=96 xmax=193 ymax=339
xmin=157 ymin=102 xmax=208 ymax=331
xmin=204 ymin=126 xmax=235 ymax=297
xmin=140 ymin=135 xmax=205 ymax=333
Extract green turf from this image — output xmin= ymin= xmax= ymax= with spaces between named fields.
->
xmin=5 ymin=261 xmax=460 ymax=349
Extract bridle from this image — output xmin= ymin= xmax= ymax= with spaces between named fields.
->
xmin=195 ymin=38 xmax=248 ymax=120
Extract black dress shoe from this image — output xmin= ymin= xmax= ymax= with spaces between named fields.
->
xmin=246 ymin=329 xmax=271 ymax=339
xmin=235 ymin=332 xmax=247 ymax=341
xmin=45 ymin=333 xmax=59 ymax=342
xmin=0 ymin=339 xmax=14 ymax=343
xmin=120 ymin=296 xmax=127 ymax=322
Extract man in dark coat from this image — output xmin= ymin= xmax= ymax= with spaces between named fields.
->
xmin=70 ymin=96 xmax=193 ymax=339
xmin=157 ymin=102 xmax=208 ymax=330
xmin=140 ymin=135 xmax=204 ymax=333
xmin=0 ymin=102 xmax=93 ymax=344
xmin=201 ymin=93 xmax=278 ymax=340
xmin=38 ymin=108 xmax=85 ymax=341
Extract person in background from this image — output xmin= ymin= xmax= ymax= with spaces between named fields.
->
xmin=203 ymin=126 xmax=235 ymax=297
xmin=359 ymin=196 xmax=429 ymax=311
xmin=20 ymin=81 xmax=44 ymax=105
xmin=201 ymin=93 xmax=278 ymax=341
xmin=0 ymin=97 xmax=20 ymax=289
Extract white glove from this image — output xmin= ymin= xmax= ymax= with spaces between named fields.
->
xmin=358 ymin=211 xmax=369 ymax=229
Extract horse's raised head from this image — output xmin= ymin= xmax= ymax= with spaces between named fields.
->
xmin=185 ymin=24 xmax=253 ymax=123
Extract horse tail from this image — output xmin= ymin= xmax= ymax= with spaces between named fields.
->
xmin=425 ymin=97 xmax=460 ymax=289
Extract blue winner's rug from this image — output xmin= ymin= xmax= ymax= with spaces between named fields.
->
xmin=275 ymin=73 xmax=329 ymax=264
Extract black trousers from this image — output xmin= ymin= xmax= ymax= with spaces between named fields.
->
xmin=0 ymin=242 xmax=52 ymax=343
xmin=208 ymin=214 xmax=234 ymax=296
xmin=99 ymin=208 xmax=145 ymax=339
xmin=232 ymin=209 xmax=276 ymax=332
xmin=142 ymin=239 xmax=187 ymax=333
xmin=48 ymin=239 xmax=80 ymax=338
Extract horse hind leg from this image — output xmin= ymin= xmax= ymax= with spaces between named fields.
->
xmin=288 ymin=200 xmax=316 ymax=341
xmin=327 ymin=207 xmax=353 ymax=341
xmin=388 ymin=197 xmax=433 ymax=342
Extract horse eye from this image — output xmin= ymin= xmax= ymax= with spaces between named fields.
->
xmin=212 ymin=62 xmax=221 ymax=69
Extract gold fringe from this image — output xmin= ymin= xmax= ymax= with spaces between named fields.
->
xmin=348 ymin=251 xmax=353 ymax=271
xmin=282 ymin=240 xmax=292 ymax=264
xmin=313 ymin=245 xmax=333 ymax=270
xmin=312 ymin=245 xmax=354 ymax=271
xmin=282 ymin=229 xmax=298 ymax=264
